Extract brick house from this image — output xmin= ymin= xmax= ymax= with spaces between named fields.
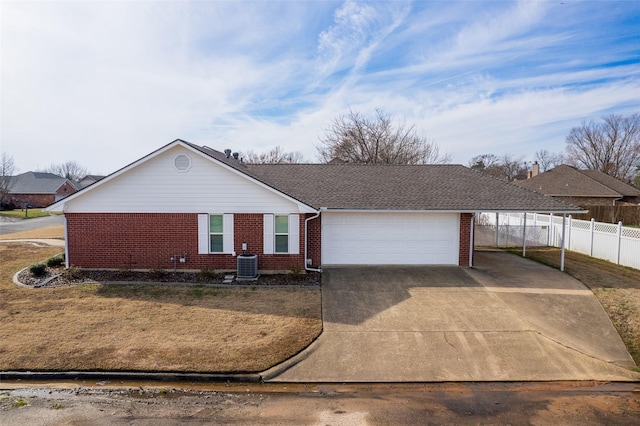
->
xmin=515 ymin=165 xmax=640 ymax=207
xmin=4 ymin=172 xmax=80 ymax=208
xmin=46 ymin=139 xmax=582 ymax=272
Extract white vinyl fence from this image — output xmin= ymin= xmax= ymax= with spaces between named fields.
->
xmin=476 ymin=212 xmax=640 ymax=270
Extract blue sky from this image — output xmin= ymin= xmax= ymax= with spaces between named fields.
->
xmin=2 ymin=0 xmax=639 ymax=174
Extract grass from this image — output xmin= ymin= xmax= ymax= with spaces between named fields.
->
xmin=0 ymin=242 xmax=322 ymax=373
xmin=0 ymin=225 xmax=65 ymax=240
xmin=0 ymin=209 xmax=58 ymax=219
xmin=508 ymin=247 xmax=640 ymax=366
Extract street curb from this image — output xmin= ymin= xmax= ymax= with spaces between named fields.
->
xmin=0 ymin=371 xmax=261 ymax=383
xmin=260 ymin=336 xmax=322 ymax=381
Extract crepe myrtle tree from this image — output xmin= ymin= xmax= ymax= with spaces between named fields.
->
xmin=565 ymin=113 xmax=640 ymax=183
xmin=317 ymin=108 xmax=451 ymax=165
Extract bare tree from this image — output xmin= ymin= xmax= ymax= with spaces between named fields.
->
xmin=243 ymin=146 xmax=305 ymax=164
xmin=534 ymin=149 xmax=564 ymax=172
xmin=0 ymin=152 xmax=17 ymax=207
xmin=44 ymin=161 xmax=88 ymax=181
xmin=565 ymin=113 xmax=640 ymax=182
xmin=469 ymin=153 xmax=526 ymax=182
xmin=317 ymin=109 xmax=451 ymax=164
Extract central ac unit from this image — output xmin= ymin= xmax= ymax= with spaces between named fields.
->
xmin=237 ymin=254 xmax=258 ymax=280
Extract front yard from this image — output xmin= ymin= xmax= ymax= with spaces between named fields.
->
xmin=0 ymin=243 xmax=322 ymax=373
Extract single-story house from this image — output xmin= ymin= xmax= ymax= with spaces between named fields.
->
xmin=46 ymin=139 xmax=583 ymax=272
xmin=515 ymin=165 xmax=640 ymax=207
xmin=4 ymin=172 xmax=80 ymax=208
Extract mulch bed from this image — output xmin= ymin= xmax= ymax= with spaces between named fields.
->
xmin=17 ymin=267 xmax=321 ymax=288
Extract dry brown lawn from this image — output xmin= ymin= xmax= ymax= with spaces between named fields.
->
xmin=512 ymin=247 xmax=640 ymax=367
xmin=0 ymin=225 xmax=65 ymax=240
xmin=0 ymin=243 xmax=322 ymax=372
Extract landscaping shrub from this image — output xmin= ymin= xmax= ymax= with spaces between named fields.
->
xmin=29 ymin=263 xmax=47 ymax=277
xmin=63 ymin=266 xmax=83 ymax=280
xmin=46 ymin=255 xmax=65 ymax=267
xmin=200 ymin=267 xmax=218 ymax=281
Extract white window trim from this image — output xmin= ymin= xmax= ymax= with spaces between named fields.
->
xmin=263 ymin=214 xmax=299 ymax=255
xmin=198 ymin=213 xmax=234 ymax=254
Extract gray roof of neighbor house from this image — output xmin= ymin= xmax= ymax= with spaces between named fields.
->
xmin=514 ymin=165 xmax=640 ymax=199
xmin=6 ymin=172 xmax=80 ymax=194
xmin=189 ymin=142 xmax=583 ymax=213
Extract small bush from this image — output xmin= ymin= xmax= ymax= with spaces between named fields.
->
xmin=148 ymin=268 xmax=167 ymax=280
xmin=29 ymin=263 xmax=47 ymax=277
xmin=46 ymin=255 xmax=65 ymax=267
xmin=288 ymin=264 xmax=304 ymax=280
xmin=200 ymin=267 xmax=218 ymax=281
xmin=63 ymin=266 xmax=83 ymax=281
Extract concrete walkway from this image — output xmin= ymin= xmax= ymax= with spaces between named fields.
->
xmin=267 ymin=251 xmax=639 ymax=382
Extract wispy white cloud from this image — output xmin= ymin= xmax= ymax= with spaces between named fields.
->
xmin=1 ymin=0 xmax=639 ymax=173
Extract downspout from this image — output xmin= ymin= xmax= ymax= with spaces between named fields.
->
xmin=304 ymin=210 xmax=322 ymax=273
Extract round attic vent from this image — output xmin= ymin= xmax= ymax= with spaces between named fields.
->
xmin=174 ymin=154 xmax=191 ymax=172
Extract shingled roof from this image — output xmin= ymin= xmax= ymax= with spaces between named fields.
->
xmin=7 ymin=172 xmax=80 ymax=194
xmin=189 ymin=142 xmax=582 ymax=213
xmin=514 ymin=165 xmax=640 ymax=199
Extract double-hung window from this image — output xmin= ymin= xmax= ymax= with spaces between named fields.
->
xmin=263 ymin=214 xmax=299 ymax=255
xmin=274 ymin=215 xmax=289 ymax=253
xmin=209 ymin=215 xmax=224 ymax=253
xmin=197 ymin=214 xmax=233 ymax=255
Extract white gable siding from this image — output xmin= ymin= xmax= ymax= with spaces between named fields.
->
xmin=63 ymin=146 xmax=306 ymax=213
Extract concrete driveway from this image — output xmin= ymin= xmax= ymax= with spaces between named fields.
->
xmin=267 ymin=251 xmax=639 ymax=382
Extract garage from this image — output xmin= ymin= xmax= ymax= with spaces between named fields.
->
xmin=321 ymin=212 xmax=460 ymax=265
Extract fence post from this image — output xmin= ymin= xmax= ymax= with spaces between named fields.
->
xmin=617 ymin=221 xmax=623 ymax=265
xmin=548 ymin=213 xmax=553 ymax=246
xmin=522 ymin=212 xmax=527 ymax=257
xmin=590 ymin=218 xmax=595 ymax=256
xmin=495 ymin=212 xmax=499 ymax=247
xmin=561 ymin=214 xmax=566 ymax=272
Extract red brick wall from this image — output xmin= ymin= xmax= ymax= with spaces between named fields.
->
xmin=306 ymin=213 xmax=321 ymax=267
xmin=8 ymin=193 xmax=55 ymax=208
xmin=458 ymin=213 xmax=474 ymax=267
xmin=65 ymin=213 xmax=309 ymax=272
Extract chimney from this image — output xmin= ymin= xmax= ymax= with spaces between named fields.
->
xmin=224 ymin=149 xmax=232 ymax=159
xmin=532 ymin=161 xmax=540 ymax=177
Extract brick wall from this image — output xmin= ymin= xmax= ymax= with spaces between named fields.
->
xmin=458 ymin=213 xmax=474 ymax=267
xmin=65 ymin=213 xmax=310 ymax=272
xmin=8 ymin=193 xmax=55 ymax=208
xmin=306 ymin=213 xmax=321 ymax=267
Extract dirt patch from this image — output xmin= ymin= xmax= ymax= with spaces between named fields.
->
xmin=1 ymin=243 xmax=322 ymax=373
xmin=510 ymin=247 xmax=640 ymax=366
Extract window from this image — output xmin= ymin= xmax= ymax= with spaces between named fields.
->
xmin=209 ymin=215 xmax=224 ymax=252
xmin=275 ymin=215 xmax=289 ymax=253
xmin=263 ymin=214 xmax=299 ymax=255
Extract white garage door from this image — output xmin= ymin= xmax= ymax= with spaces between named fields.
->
xmin=322 ymin=212 xmax=460 ymax=265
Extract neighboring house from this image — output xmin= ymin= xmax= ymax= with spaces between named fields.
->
xmin=5 ymin=172 xmax=80 ymax=208
xmin=78 ymin=175 xmax=106 ymax=188
xmin=515 ymin=165 xmax=640 ymax=207
xmin=46 ymin=139 xmax=582 ymax=272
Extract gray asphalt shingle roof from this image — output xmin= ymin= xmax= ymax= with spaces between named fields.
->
xmin=514 ymin=165 xmax=640 ymax=199
xmin=7 ymin=172 xmax=75 ymax=194
xmin=189 ymin=142 xmax=582 ymax=213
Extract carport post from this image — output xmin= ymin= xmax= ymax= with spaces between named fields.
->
xmin=522 ymin=212 xmax=527 ymax=257
xmin=560 ymin=214 xmax=566 ymax=272
xmin=469 ymin=214 xmax=475 ymax=267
